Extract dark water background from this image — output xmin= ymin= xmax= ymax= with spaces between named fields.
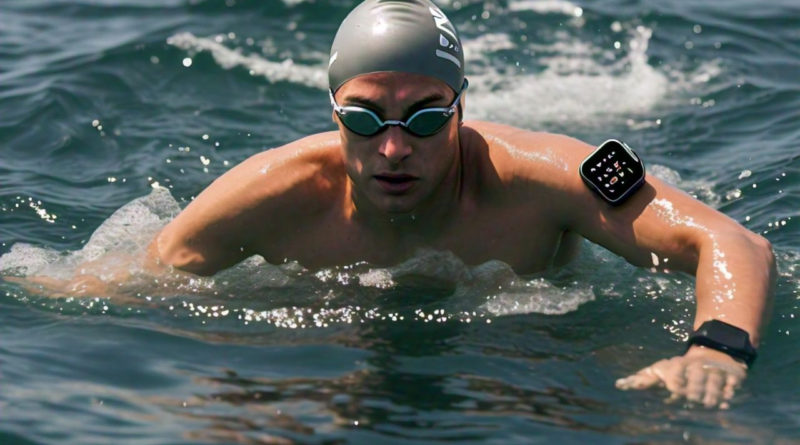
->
xmin=1 ymin=0 xmax=800 ymax=443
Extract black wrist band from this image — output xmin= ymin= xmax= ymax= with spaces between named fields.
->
xmin=686 ymin=320 xmax=757 ymax=367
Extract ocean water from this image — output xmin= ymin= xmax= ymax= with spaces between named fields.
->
xmin=1 ymin=0 xmax=799 ymax=443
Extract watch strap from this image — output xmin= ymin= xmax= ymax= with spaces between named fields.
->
xmin=686 ymin=320 xmax=757 ymax=367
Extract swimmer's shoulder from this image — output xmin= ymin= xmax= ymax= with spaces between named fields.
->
xmin=462 ymin=121 xmax=596 ymax=193
xmin=240 ymin=131 xmax=344 ymax=209
xmin=156 ymin=132 xmax=344 ymax=275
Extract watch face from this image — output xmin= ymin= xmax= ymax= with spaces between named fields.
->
xmin=703 ymin=320 xmax=750 ymax=350
xmin=580 ymin=140 xmax=645 ymax=203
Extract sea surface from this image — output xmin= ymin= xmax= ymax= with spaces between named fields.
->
xmin=1 ymin=0 xmax=799 ymax=443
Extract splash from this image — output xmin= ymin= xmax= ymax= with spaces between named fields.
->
xmin=166 ymin=33 xmax=328 ymax=89
xmin=0 ymin=188 xmax=180 ymax=280
xmin=168 ymin=24 xmax=721 ymax=128
xmin=1 ymin=190 xmax=597 ymax=329
xmin=463 ymin=26 xmax=722 ymax=127
xmin=508 ymin=0 xmax=583 ymax=16
xmin=647 ymin=164 xmax=725 ymax=208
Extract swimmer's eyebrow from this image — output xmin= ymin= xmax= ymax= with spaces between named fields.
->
xmin=342 ymin=92 xmax=448 ymax=115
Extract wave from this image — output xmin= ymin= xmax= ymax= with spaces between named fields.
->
xmin=166 ymin=23 xmax=723 ymax=128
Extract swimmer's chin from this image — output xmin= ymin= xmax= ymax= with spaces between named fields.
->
xmin=373 ymin=201 xmax=421 ymax=216
xmin=367 ymin=195 xmax=422 ymax=215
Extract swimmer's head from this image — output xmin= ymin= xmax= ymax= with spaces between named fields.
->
xmin=329 ymin=1 xmax=467 ymax=216
xmin=328 ymin=0 xmax=465 ymax=95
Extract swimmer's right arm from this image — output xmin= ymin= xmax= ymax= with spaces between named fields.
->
xmin=153 ymin=133 xmax=334 ymax=276
xmin=3 ymin=134 xmax=332 ymax=296
xmin=150 ymin=155 xmax=272 ymax=276
xmin=2 ymin=154 xmax=264 ymax=297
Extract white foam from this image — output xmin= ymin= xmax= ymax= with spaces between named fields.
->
xmin=167 ymin=24 xmax=721 ymax=127
xmin=465 ymin=26 xmax=674 ymax=127
xmin=357 ymin=269 xmax=395 ymax=289
xmin=648 ymin=164 xmax=682 ymax=186
xmin=462 ymin=33 xmax=517 ymax=57
xmin=166 ymin=33 xmax=328 ymax=90
xmin=481 ymin=279 xmax=595 ymax=315
xmin=387 ymin=249 xmax=596 ymax=315
xmin=464 ymin=26 xmax=724 ymax=127
xmin=508 ymin=0 xmax=582 ymax=16
xmin=0 ymin=188 xmax=180 ymax=280
xmin=648 ymin=164 xmax=724 ymax=208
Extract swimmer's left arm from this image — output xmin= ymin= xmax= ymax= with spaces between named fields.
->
xmin=539 ymin=134 xmax=777 ymax=407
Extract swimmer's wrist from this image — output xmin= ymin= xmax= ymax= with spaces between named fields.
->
xmin=684 ymin=344 xmax=749 ymax=367
xmin=685 ymin=319 xmax=758 ymax=367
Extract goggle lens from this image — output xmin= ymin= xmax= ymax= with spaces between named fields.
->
xmin=406 ymin=111 xmax=452 ymax=136
xmin=338 ymin=111 xmax=383 ymax=137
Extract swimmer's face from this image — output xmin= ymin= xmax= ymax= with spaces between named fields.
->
xmin=333 ymin=72 xmax=463 ymax=214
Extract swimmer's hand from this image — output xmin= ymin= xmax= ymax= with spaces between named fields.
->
xmin=1 ymin=253 xmax=135 ymax=299
xmin=1 ymin=249 xmax=166 ymax=300
xmin=3 ymin=274 xmax=113 ymax=298
xmin=615 ymin=345 xmax=747 ymax=409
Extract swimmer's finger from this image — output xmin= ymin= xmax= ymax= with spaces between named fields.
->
xmin=685 ymin=363 xmax=708 ymax=403
xmin=658 ymin=359 xmax=688 ymax=398
xmin=722 ymin=373 xmax=743 ymax=401
xmin=2 ymin=276 xmax=70 ymax=298
xmin=703 ymin=368 xmax=725 ymax=408
xmin=616 ymin=361 xmax=668 ymax=390
xmin=17 ymin=275 xmax=68 ymax=289
xmin=664 ymin=391 xmax=683 ymax=404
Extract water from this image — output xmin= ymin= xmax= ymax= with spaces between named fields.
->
xmin=1 ymin=0 xmax=799 ymax=443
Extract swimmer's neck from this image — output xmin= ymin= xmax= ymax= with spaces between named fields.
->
xmin=346 ymin=137 xmax=465 ymax=239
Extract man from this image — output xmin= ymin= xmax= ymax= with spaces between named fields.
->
xmin=12 ymin=0 xmax=778 ymax=408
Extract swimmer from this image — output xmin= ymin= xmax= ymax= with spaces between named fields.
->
xmin=5 ymin=0 xmax=776 ymax=409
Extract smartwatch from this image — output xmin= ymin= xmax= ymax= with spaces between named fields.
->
xmin=686 ymin=319 xmax=758 ymax=367
xmin=579 ymin=139 xmax=646 ymax=206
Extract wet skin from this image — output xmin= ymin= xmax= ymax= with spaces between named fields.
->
xmin=6 ymin=72 xmax=775 ymax=408
xmin=157 ymin=73 xmax=589 ymax=276
xmin=152 ymin=73 xmax=775 ymax=409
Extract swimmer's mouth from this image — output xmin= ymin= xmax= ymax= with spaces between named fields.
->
xmin=374 ymin=174 xmax=418 ymax=184
xmin=374 ymin=174 xmax=419 ymax=194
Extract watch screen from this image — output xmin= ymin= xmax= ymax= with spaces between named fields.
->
xmin=580 ymin=140 xmax=645 ymax=203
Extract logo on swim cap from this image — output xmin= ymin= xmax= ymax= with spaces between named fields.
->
xmin=429 ymin=6 xmax=461 ymax=68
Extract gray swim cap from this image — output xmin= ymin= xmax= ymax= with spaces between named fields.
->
xmin=328 ymin=0 xmax=465 ymax=94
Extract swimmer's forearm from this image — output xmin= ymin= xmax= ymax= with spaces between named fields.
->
xmin=693 ymin=230 xmax=776 ymax=347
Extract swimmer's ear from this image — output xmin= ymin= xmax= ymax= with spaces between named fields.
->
xmin=332 ymin=110 xmax=336 ymax=124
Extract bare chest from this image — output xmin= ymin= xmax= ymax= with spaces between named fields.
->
xmin=261 ymin=205 xmax=578 ymax=274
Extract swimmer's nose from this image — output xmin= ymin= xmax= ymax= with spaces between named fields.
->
xmin=378 ymin=126 xmax=412 ymax=164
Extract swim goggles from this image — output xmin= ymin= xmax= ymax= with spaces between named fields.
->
xmin=329 ymin=78 xmax=468 ymax=137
